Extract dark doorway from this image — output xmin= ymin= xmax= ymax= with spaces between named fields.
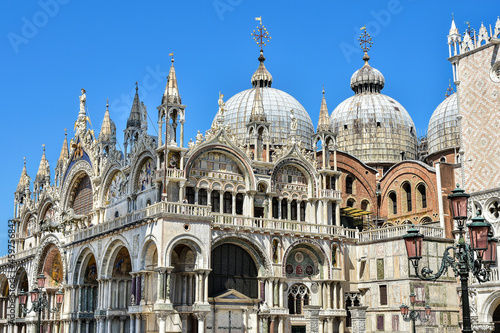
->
xmin=254 ymin=207 xmax=264 ymax=218
xmin=493 ymin=303 xmax=500 ymax=332
xmin=292 ymin=326 xmax=306 ymax=333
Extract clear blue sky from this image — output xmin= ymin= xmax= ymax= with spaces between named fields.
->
xmin=1 ymin=0 xmax=499 ymax=255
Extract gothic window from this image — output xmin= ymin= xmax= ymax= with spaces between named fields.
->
xmin=417 ymin=184 xmax=427 ymax=209
xmin=72 ymin=174 xmax=93 ymax=216
xmin=346 ymin=176 xmax=353 ymax=194
xmin=347 ymin=199 xmax=355 ymax=208
xmin=272 ymin=197 xmax=279 ymax=218
xmin=236 ymin=193 xmax=244 ymax=215
xmin=272 ymin=238 xmax=280 ymax=263
xmin=223 ymin=192 xmax=232 ymax=214
xmin=186 ymin=187 xmax=195 ymax=204
xmin=402 ymin=182 xmax=412 ymax=212
xmin=211 ymin=190 xmax=220 ymax=212
xmin=209 ymin=244 xmax=258 ymax=298
xmin=198 ymin=189 xmax=207 ymax=205
xmin=361 ymin=200 xmax=369 ymax=211
xmin=488 ymin=200 xmax=500 ymax=220
xmin=288 ymin=284 xmax=310 ymax=315
xmin=389 ymin=192 xmax=397 ymax=215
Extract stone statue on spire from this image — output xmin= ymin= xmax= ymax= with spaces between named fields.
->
xmin=290 ymin=109 xmax=298 ymax=131
xmin=79 ymin=88 xmax=86 ymax=114
xmin=218 ymin=92 xmax=226 ymax=116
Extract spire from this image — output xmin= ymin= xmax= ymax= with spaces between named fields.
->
xmin=17 ymin=157 xmax=30 ymax=194
xmin=249 ymin=86 xmax=267 ymax=122
xmin=99 ymin=99 xmax=116 ymax=142
xmin=127 ymin=83 xmax=143 ymax=129
xmin=358 ymin=27 xmax=373 ymax=66
xmin=162 ymin=54 xmax=181 ymax=105
xmin=58 ymin=129 xmax=69 ymax=163
xmin=35 ymin=145 xmax=50 ymax=184
xmin=450 ymin=16 xmax=459 ymax=35
xmin=317 ymin=87 xmax=330 ymax=132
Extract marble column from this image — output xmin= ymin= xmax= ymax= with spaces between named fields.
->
xmin=158 ymin=312 xmax=167 ymax=333
xmin=129 ymin=315 xmax=135 ymax=333
xmin=197 ymin=313 xmax=206 ymax=333
xmin=135 ymin=314 xmax=141 ymax=333
xmin=269 ymin=317 xmax=275 ymax=333
xmin=180 ymin=314 xmax=188 ymax=333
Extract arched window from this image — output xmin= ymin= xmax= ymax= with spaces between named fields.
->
xmin=291 ymin=199 xmax=297 ymax=220
xmin=361 ymin=200 xmax=369 ymax=211
xmin=300 ymin=201 xmax=306 ymax=221
xmin=417 ymin=184 xmax=427 ymax=209
xmin=389 ymin=192 xmax=397 ymax=215
xmin=72 ymin=174 xmax=93 ymax=216
xmin=440 ymin=156 xmax=446 ymax=163
xmin=347 ymin=199 xmax=355 ymax=208
xmin=403 ymin=183 xmax=412 ymax=212
xmin=209 ymin=244 xmax=258 ymax=298
xmin=223 ymin=192 xmax=232 ymax=214
xmin=272 ymin=197 xmax=279 ymax=219
xmin=198 ymin=189 xmax=207 ymax=205
xmin=346 ymin=176 xmax=353 ymax=194
xmin=288 ymin=284 xmax=311 ymax=315
xmin=211 ymin=190 xmax=220 ymax=212
xmin=186 ymin=187 xmax=195 ymax=204
xmin=236 ymin=193 xmax=244 ymax=215
xmin=281 ymin=199 xmax=288 ymax=220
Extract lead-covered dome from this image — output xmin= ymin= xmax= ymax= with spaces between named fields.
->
xmin=427 ymin=93 xmax=459 ymax=155
xmin=219 ymin=51 xmax=314 ymax=149
xmin=330 ymin=53 xmax=417 ymax=163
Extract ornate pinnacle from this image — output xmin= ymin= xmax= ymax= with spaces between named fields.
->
xmin=358 ymin=27 xmax=373 ymax=53
xmin=252 ymin=17 xmax=271 ymax=51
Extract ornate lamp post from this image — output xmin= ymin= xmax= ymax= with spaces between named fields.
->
xmin=400 ymin=293 xmax=431 ymax=333
xmin=18 ymin=274 xmax=64 ymax=333
xmin=403 ymin=185 xmax=497 ymax=333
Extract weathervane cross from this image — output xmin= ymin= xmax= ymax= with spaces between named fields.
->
xmin=252 ymin=17 xmax=271 ymax=50
xmin=358 ymin=27 xmax=373 ymax=53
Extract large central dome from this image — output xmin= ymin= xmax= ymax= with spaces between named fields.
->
xmin=217 ymin=51 xmax=314 ymax=149
xmin=330 ymin=53 xmax=417 ymax=164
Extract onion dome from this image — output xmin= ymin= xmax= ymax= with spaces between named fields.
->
xmin=16 ymin=158 xmax=30 ymax=194
xmin=220 ymin=51 xmax=314 ymax=149
xmin=350 ymin=53 xmax=385 ymax=93
xmin=330 ymin=52 xmax=417 ymax=163
xmin=251 ymin=50 xmax=273 ymax=88
xmin=427 ymin=92 xmax=459 ymax=155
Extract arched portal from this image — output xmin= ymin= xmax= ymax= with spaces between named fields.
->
xmin=209 ymin=243 xmax=259 ymax=299
xmin=493 ymin=303 xmax=500 ymax=332
xmin=74 ymin=251 xmax=98 ymax=332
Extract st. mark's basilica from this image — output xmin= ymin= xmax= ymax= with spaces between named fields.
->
xmin=1 ymin=16 xmax=500 ymax=333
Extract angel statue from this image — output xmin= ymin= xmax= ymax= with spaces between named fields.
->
xmin=196 ymin=130 xmax=203 ymax=145
xmin=79 ymin=89 xmax=86 ymax=114
xmin=290 ymin=109 xmax=298 ymax=130
xmin=218 ymin=92 xmax=226 ymax=116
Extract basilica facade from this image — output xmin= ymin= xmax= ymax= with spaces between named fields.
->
xmin=1 ymin=18 xmax=499 ymax=333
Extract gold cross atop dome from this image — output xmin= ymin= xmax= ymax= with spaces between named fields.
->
xmin=252 ymin=17 xmax=271 ymax=50
xmin=358 ymin=27 xmax=373 ymax=53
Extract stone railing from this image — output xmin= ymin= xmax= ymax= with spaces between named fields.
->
xmin=0 ymin=247 xmax=38 ymax=266
xmin=358 ymin=224 xmax=444 ymax=243
xmin=487 ymin=267 xmax=499 ymax=282
xmin=146 ymin=201 xmax=211 ymax=217
xmin=319 ymin=189 xmax=342 ymax=200
xmin=155 ymin=167 xmax=185 ymax=181
xmin=69 ymin=202 xmax=210 ymax=243
xmin=212 ymin=213 xmax=357 ymax=239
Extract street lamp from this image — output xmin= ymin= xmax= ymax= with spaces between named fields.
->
xmin=403 ymin=184 xmax=496 ymax=333
xmin=18 ymin=274 xmax=64 ymax=333
xmin=400 ymin=292 xmax=431 ymax=333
